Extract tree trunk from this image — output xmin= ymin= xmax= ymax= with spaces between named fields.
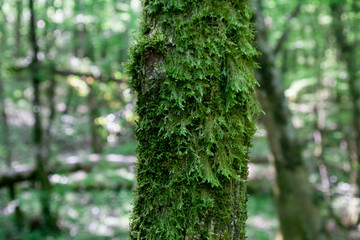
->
xmin=0 ymin=3 xmax=24 ymax=229
xmin=29 ymin=0 xmax=56 ymax=231
xmin=0 ymin=41 xmax=24 ymax=232
xmin=72 ymin=0 xmax=104 ymax=154
xmin=128 ymin=1 xmax=259 ymax=239
xmin=43 ymin=0 xmax=57 ymax=165
xmin=254 ymin=2 xmax=325 ymax=239
xmin=330 ymin=3 xmax=360 ymax=226
xmin=88 ymin=85 xmax=103 ymax=154
xmin=15 ymin=0 xmax=22 ymax=58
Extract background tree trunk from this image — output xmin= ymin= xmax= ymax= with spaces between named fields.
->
xmin=88 ymin=85 xmax=103 ymax=154
xmin=330 ymin=2 xmax=360 ymax=226
xmin=254 ymin=1 xmax=325 ymax=239
xmin=15 ymin=0 xmax=22 ymax=58
xmin=29 ymin=0 xmax=56 ymax=231
xmin=0 ymin=2 xmax=24 ymax=229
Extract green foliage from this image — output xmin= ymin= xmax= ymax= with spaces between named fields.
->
xmin=247 ymin=195 xmax=277 ymax=240
xmin=105 ymin=140 xmax=137 ymax=155
xmin=0 ymin=187 xmax=133 ymax=240
xmin=3 ymin=0 xmax=359 ymax=238
xmin=127 ymin=0 xmax=259 ymax=239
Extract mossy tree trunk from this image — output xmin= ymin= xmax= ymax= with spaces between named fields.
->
xmin=127 ymin=1 xmax=259 ymax=239
xmin=254 ymin=1 xmax=325 ymax=240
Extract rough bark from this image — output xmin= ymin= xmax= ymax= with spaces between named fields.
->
xmin=254 ymin=1 xmax=325 ymax=239
xmin=128 ymin=1 xmax=259 ymax=239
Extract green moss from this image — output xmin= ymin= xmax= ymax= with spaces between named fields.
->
xmin=127 ymin=0 xmax=259 ymax=239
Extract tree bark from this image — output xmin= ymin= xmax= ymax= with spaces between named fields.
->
xmin=128 ymin=1 xmax=259 ymax=239
xmin=254 ymin=1 xmax=325 ymax=239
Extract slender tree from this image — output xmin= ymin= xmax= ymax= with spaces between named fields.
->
xmin=0 ymin=1 xmax=24 ymax=229
xmin=254 ymin=1 xmax=325 ymax=239
xmin=15 ymin=0 xmax=22 ymax=58
xmin=330 ymin=0 xmax=360 ymax=226
xmin=29 ymin=0 xmax=56 ymax=230
xmin=72 ymin=0 xmax=104 ymax=154
xmin=128 ymin=1 xmax=259 ymax=239
xmin=42 ymin=0 xmax=58 ymax=166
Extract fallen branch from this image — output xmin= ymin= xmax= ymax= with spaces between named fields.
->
xmin=0 ymin=154 xmax=136 ymax=188
xmin=52 ymin=68 xmax=126 ymax=83
xmin=9 ymin=66 xmax=126 ymax=83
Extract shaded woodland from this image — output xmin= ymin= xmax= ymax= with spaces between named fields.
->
xmin=0 ymin=0 xmax=360 ymax=239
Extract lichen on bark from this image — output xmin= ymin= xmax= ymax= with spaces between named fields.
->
xmin=127 ymin=1 xmax=259 ymax=239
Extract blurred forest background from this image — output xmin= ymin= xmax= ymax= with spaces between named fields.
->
xmin=0 ymin=0 xmax=360 ymax=239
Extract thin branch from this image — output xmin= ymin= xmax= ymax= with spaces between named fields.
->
xmin=274 ymin=3 xmax=301 ymax=55
xmin=52 ymin=68 xmax=126 ymax=83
